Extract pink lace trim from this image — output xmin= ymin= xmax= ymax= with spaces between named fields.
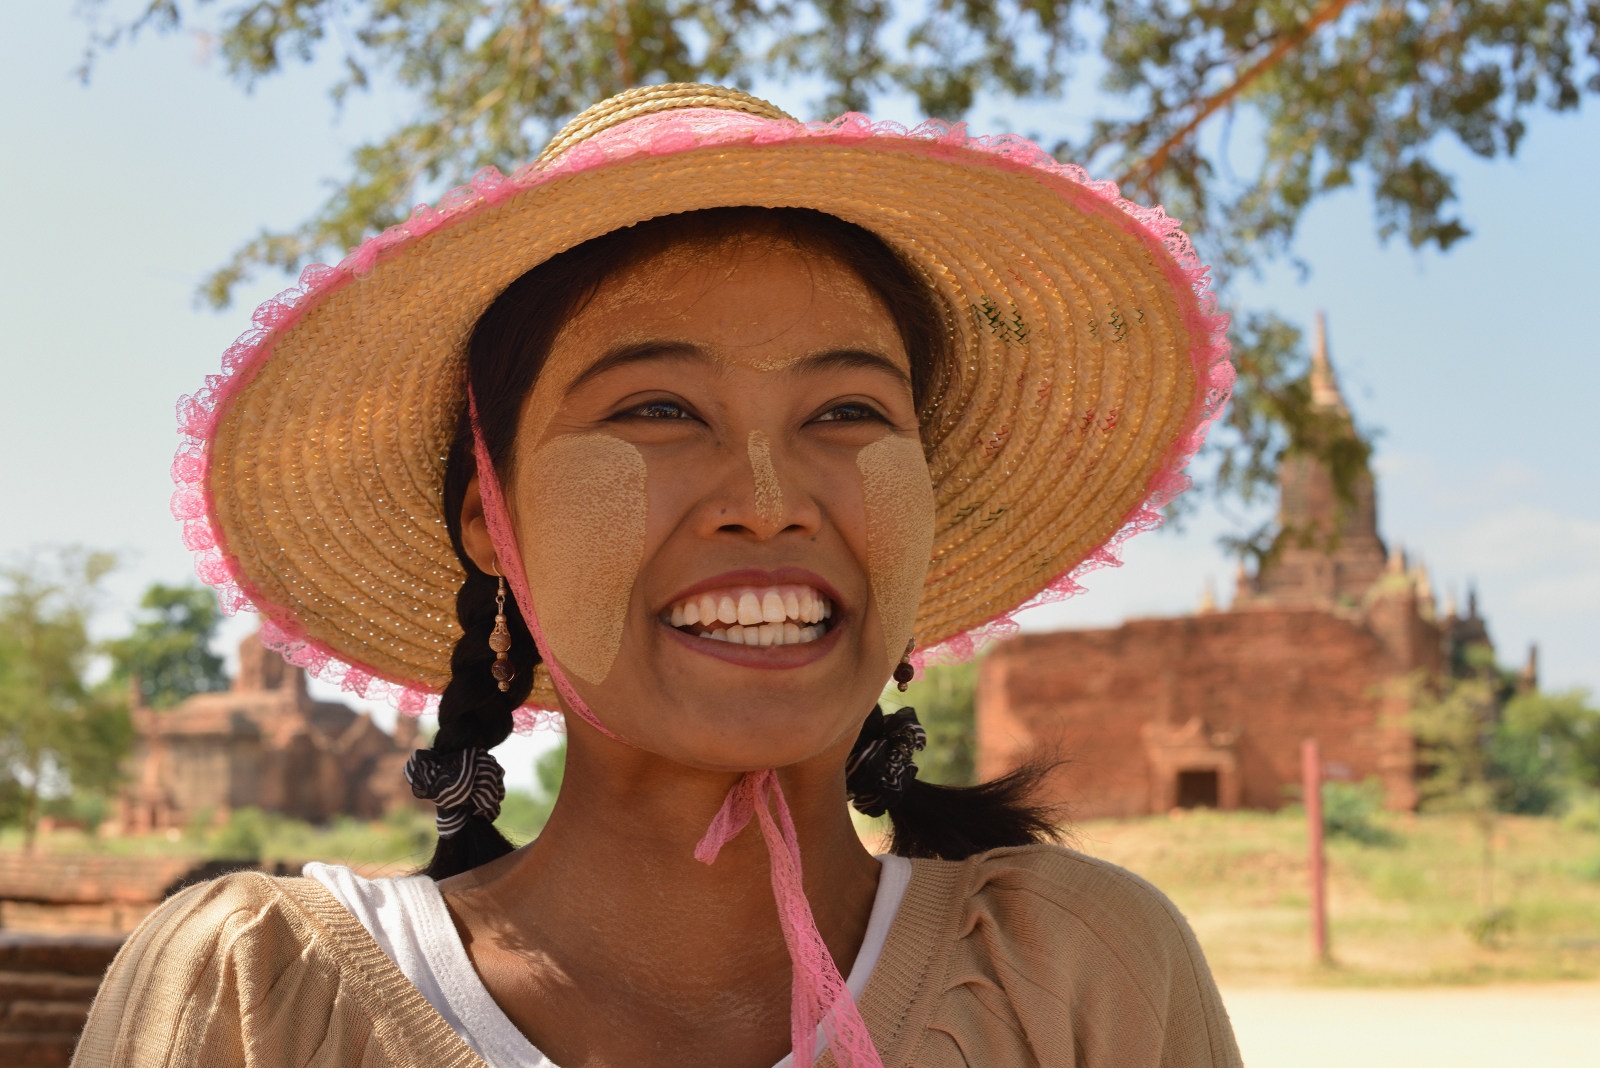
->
xmin=696 ymin=770 xmax=882 ymax=1068
xmin=170 ymin=106 xmax=1231 ymax=718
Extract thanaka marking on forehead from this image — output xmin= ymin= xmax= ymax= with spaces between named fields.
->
xmin=747 ymin=430 xmax=784 ymax=529
xmin=560 ymin=341 xmax=912 ymax=398
xmin=518 ymin=239 xmax=910 ymax=432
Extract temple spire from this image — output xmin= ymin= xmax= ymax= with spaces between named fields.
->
xmin=1310 ymin=310 xmax=1349 ymax=414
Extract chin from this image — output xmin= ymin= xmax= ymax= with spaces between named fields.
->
xmin=630 ymin=683 xmax=869 ymax=773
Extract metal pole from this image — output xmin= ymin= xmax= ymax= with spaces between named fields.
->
xmin=1302 ymin=738 xmax=1330 ymax=964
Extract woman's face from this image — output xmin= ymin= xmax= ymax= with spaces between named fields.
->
xmin=482 ymin=237 xmax=936 ymax=772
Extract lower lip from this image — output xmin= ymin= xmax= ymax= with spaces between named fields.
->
xmin=660 ymin=617 xmax=843 ymax=669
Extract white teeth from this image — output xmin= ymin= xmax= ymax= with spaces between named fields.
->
xmin=801 ymin=590 xmax=821 ymax=623
xmin=669 ymin=584 xmax=835 ymax=642
xmin=695 ymin=617 xmax=826 ymax=646
xmin=737 ymin=592 xmax=763 ymax=626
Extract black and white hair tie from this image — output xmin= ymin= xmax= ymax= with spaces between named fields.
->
xmin=846 ymin=706 xmax=928 ymax=817
xmin=404 ymin=746 xmax=507 ymax=837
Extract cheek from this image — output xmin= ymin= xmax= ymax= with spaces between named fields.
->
xmin=515 ymin=434 xmax=648 ymax=685
xmin=856 ymin=435 xmax=937 ymax=673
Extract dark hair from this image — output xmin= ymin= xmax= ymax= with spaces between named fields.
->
xmin=421 ymin=207 xmax=1057 ymax=878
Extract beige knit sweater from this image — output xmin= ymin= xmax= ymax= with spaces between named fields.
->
xmin=72 ymin=844 xmax=1240 ymax=1067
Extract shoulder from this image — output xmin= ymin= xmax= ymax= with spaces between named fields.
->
xmin=72 ymin=872 xmax=374 ymax=1067
xmin=117 ymin=869 xmax=337 ymax=967
xmin=956 ymin=843 xmax=1204 ymax=968
xmin=886 ymin=844 xmax=1240 ymax=1067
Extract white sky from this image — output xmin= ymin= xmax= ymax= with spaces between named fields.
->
xmin=3 ymin=6 xmax=1596 ymax=789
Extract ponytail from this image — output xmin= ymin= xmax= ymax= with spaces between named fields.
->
xmin=849 ymin=705 xmax=1063 ymax=861
xmin=882 ymin=765 xmax=1063 ymax=860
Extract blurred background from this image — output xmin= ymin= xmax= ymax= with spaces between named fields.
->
xmin=1 ymin=2 xmax=1596 ymax=1065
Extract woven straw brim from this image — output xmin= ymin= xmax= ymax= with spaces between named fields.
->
xmin=197 ymin=116 xmax=1223 ymax=712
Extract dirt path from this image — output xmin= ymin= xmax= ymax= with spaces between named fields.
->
xmin=1220 ymin=984 xmax=1600 ymax=1067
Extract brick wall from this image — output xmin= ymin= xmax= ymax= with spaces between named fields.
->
xmin=0 ymin=934 xmax=123 ymax=1067
xmin=979 ymin=607 xmax=1426 ymax=819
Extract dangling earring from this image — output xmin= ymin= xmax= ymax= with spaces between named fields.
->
xmin=892 ymin=638 xmax=916 ymax=692
xmin=488 ymin=567 xmax=515 ymax=692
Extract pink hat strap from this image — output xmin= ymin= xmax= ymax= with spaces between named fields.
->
xmin=467 ymin=393 xmax=882 ymax=1068
xmin=696 ymin=770 xmax=882 ymax=1068
xmin=468 ymin=394 xmax=618 ymax=741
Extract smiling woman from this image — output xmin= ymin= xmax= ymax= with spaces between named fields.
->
xmin=73 ymin=86 xmax=1241 ymax=1068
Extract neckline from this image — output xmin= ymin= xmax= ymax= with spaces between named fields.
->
xmin=289 ymin=852 xmax=970 ymax=1068
xmin=419 ymin=855 xmax=915 ymax=1067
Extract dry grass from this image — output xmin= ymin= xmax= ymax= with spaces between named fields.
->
xmin=1069 ymin=810 xmax=1600 ymax=987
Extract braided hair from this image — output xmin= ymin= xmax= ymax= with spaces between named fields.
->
xmin=418 ymin=207 xmax=1058 ymax=879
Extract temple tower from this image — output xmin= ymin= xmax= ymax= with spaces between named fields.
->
xmin=1237 ymin=312 xmax=1388 ymax=609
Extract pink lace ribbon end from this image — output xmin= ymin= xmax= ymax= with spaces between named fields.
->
xmin=697 ymin=770 xmax=884 ymax=1068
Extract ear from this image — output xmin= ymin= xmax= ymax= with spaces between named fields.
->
xmin=459 ymin=477 xmax=501 ymax=577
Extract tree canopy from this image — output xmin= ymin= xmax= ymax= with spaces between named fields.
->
xmin=79 ymin=0 xmax=1600 ymax=519
xmin=105 ymin=582 xmax=228 ymax=710
xmin=0 ymin=549 xmax=132 ymax=846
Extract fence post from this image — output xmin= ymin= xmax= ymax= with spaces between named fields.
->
xmin=1302 ymin=737 xmax=1330 ymax=964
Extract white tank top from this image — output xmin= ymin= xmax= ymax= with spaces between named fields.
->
xmin=305 ymin=854 xmax=911 ymax=1068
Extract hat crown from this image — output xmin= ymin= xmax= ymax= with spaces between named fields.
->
xmin=537 ymin=83 xmax=794 ymax=165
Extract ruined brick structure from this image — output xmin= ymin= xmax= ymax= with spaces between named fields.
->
xmin=112 ymin=633 xmax=421 ymax=833
xmin=978 ymin=315 xmax=1516 ymax=818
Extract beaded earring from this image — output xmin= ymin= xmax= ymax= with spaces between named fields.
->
xmin=488 ymin=567 xmax=515 ymax=692
xmin=892 ymin=638 xmax=915 ymax=692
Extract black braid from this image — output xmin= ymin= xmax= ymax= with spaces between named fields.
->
xmin=417 ymin=401 xmax=544 ymax=880
xmin=417 ymin=560 xmax=541 ymax=879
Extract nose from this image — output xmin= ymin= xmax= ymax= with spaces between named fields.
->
xmin=704 ymin=428 xmax=820 ymax=540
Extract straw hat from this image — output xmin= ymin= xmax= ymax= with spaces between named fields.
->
xmin=173 ymin=83 xmax=1232 ymax=720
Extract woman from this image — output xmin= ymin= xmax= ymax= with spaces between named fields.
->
xmin=76 ymin=85 xmax=1239 ymax=1067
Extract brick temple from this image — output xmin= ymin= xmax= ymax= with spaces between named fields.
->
xmin=977 ymin=315 xmax=1528 ymax=818
xmin=112 ymin=632 xmax=422 ymax=833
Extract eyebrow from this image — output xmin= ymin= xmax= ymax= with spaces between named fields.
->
xmin=563 ymin=340 xmax=704 ymax=396
xmin=565 ymin=341 xmax=913 ymax=394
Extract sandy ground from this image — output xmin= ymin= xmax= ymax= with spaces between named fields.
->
xmin=1221 ymin=984 xmax=1600 ymax=1067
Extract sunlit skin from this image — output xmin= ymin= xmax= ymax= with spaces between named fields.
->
xmin=449 ymin=238 xmax=929 ymax=1068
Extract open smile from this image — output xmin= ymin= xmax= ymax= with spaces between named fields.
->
xmin=657 ymin=570 xmax=846 ymax=668
xmin=663 ymin=583 xmax=834 ymax=646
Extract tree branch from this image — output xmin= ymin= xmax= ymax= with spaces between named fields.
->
xmin=1118 ymin=0 xmax=1361 ymax=190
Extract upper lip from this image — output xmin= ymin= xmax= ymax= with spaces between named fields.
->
xmin=660 ymin=567 xmax=845 ymax=616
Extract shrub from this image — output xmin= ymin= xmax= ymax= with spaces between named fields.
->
xmin=209 ymin=807 xmax=266 ymax=860
xmin=1321 ymin=778 xmax=1396 ymax=846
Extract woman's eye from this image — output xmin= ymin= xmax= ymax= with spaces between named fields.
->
xmin=814 ymin=402 xmax=887 ymax=423
xmin=620 ymin=399 xmax=694 ymax=420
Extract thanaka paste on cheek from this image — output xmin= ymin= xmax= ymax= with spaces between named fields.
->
xmin=856 ymin=434 xmax=937 ymax=674
xmin=513 ymin=433 xmax=648 ymax=686
xmin=747 ymin=430 xmax=785 ymax=528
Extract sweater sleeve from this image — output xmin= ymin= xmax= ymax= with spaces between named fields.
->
xmin=71 ymin=872 xmax=391 ymax=1068
xmin=916 ymin=846 xmax=1242 ymax=1068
